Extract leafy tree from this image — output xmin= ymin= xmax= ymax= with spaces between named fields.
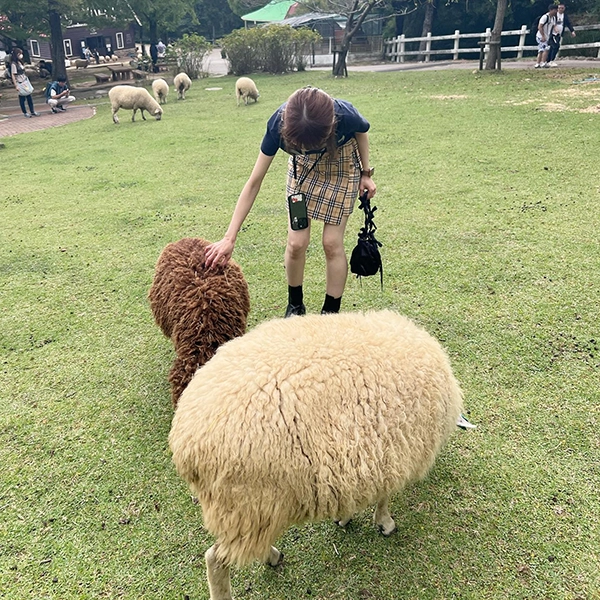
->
xmin=175 ymin=0 xmax=243 ymax=41
xmin=119 ymin=0 xmax=196 ymax=44
xmin=226 ymin=0 xmax=266 ymax=17
xmin=0 ymin=0 xmax=86 ymax=81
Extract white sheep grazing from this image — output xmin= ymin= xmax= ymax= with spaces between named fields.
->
xmin=235 ymin=76 xmax=259 ymax=106
xmin=108 ymin=85 xmax=163 ymax=124
xmin=152 ymin=78 xmax=169 ymax=105
xmin=169 ymin=310 xmax=464 ymax=600
xmin=111 ymin=55 xmax=119 ymax=62
xmin=173 ymin=72 xmax=191 ymax=100
xmin=73 ymin=59 xmax=88 ymax=69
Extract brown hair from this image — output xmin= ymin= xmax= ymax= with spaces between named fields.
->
xmin=11 ymin=48 xmax=24 ymax=63
xmin=281 ymin=87 xmax=337 ymax=156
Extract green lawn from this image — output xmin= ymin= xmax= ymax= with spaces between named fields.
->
xmin=1 ymin=67 xmax=599 ymax=599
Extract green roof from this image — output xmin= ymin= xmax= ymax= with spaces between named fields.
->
xmin=241 ymin=0 xmax=298 ymax=23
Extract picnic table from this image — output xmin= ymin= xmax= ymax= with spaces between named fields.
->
xmin=107 ymin=64 xmax=133 ymax=81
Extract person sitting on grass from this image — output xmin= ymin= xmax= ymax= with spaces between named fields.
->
xmin=47 ymin=76 xmax=76 ymax=113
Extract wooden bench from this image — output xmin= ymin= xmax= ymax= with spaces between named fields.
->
xmin=93 ymin=72 xmax=111 ymax=84
xmin=107 ymin=64 xmax=133 ymax=81
xmin=131 ymin=69 xmax=147 ymax=80
xmin=157 ymin=58 xmax=178 ymax=72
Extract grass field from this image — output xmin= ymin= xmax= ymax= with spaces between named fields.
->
xmin=1 ymin=66 xmax=599 ymax=599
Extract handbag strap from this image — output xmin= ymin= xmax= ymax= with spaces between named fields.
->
xmin=292 ymin=149 xmax=326 ymax=187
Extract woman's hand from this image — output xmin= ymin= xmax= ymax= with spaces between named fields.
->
xmin=360 ymin=175 xmax=377 ymax=199
xmin=205 ymin=237 xmax=235 ymax=270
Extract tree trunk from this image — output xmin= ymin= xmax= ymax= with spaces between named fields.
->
xmin=149 ymin=17 xmax=158 ymax=44
xmin=331 ymin=0 xmax=375 ymax=78
xmin=48 ymin=2 xmax=68 ymax=83
xmin=332 ymin=38 xmax=350 ymax=77
xmin=418 ymin=1 xmax=436 ymax=61
xmin=391 ymin=1 xmax=405 ymax=36
xmin=485 ymin=0 xmax=508 ymax=70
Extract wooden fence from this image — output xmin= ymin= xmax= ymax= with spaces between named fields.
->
xmin=384 ymin=24 xmax=600 ymax=63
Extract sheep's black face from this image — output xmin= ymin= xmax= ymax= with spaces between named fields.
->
xmin=154 ymin=109 xmax=163 ymax=121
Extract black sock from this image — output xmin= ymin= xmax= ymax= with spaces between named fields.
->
xmin=321 ymin=294 xmax=341 ymax=314
xmin=288 ymin=285 xmax=303 ymax=306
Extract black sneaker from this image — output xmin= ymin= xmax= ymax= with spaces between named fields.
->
xmin=284 ymin=303 xmax=306 ymax=318
xmin=58 ymin=105 xmax=67 ymax=111
xmin=51 ymin=107 xmax=58 ymax=113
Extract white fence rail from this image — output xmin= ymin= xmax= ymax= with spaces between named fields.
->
xmin=384 ymin=24 xmax=600 ymax=63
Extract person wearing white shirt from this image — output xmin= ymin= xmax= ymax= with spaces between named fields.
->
xmin=548 ymin=3 xmax=576 ymax=66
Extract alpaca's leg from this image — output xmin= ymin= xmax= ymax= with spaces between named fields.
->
xmin=374 ymin=497 xmax=396 ymax=536
xmin=266 ymin=545 xmax=283 ymax=567
xmin=205 ymin=545 xmax=233 ymax=600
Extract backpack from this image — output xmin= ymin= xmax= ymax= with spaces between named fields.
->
xmin=350 ymin=191 xmax=383 ymax=286
xmin=44 ymin=81 xmax=54 ymax=100
xmin=532 ymin=13 xmax=552 ymax=37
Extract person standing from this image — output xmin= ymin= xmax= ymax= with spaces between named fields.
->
xmin=535 ymin=4 xmax=558 ymax=68
xmin=10 ymin=48 xmax=40 ymax=118
xmin=157 ymin=39 xmax=166 ymax=58
xmin=46 ymin=76 xmax=76 ymax=113
xmin=205 ymin=86 xmax=376 ymax=317
xmin=548 ymin=3 xmax=576 ymax=66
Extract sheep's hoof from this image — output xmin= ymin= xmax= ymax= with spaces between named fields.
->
xmin=336 ymin=518 xmax=351 ymax=528
xmin=378 ymin=522 xmax=397 ymax=537
xmin=267 ymin=547 xmax=283 ymax=567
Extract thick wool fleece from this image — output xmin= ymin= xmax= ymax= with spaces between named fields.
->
xmin=169 ymin=310 xmax=463 ymax=567
xmin=148 ymin=237 xmax=250 ymax=406
xmin=174 ymin=72 xmax=191 ymax=99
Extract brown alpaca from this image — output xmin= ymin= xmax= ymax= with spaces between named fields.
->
xmin=149 ymin=237 xmax=250 ymax=407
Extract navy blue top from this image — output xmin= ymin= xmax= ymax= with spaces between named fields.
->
xmin=260 ymin=98 xmax=370 ymax=157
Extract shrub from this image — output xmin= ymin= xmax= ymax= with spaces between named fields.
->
xmin=174 ymin=33 xmax=212 ymax=79
xmin=220 ymin=26 xmax=321 ymax=75
xmin=219 ymin=28 xmax=261 ymax=76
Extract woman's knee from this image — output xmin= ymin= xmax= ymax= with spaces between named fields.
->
xmin=286 ymin=233 xmax=309 ymax=258
xmin=322 ymin=236 xmax=345 ymax=261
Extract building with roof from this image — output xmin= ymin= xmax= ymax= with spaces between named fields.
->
xmin=242 ymin=0 xmax=300 ymax=27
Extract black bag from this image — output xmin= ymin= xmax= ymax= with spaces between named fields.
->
xmin=350 ymin=191 xmax=383 ymax=286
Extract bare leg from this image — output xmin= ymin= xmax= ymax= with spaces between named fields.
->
xmin=285 ymin=223 xmax=311 ymax=287
xmin=267 ymin=545 xmax=283 ymax=567
xmin=322 ymin=216 xmax=349 ymax=298
xmin=374 ymin=497 xmax=396 ymax=536
xmin=205 ymin=545 xmax=233 ymax=600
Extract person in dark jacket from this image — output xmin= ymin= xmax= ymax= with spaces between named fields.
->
xmin=548 ymin=2 xmax=576 ymax=65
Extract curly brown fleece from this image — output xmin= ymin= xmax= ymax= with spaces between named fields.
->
xmin=149 ymin=237 xmax=250 ymax=407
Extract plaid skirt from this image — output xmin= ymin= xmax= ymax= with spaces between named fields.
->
xmin=286 ymin=138 xmax=361 ymax=225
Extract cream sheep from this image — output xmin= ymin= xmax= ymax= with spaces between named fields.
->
xmin=173 ymin=72 xmax=191 ymax=100
xmin=108 ymin=85 xmax=163 ymax=124
xmin=169 ymin=310 xmax=464 ymax=600
xmin=73 ymin=59 xmax=89 ymax=69
xmin=235 ymin=76 xmax=259 ymax=106
xmin=152 ymin=78 xmax=169 ymax=105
